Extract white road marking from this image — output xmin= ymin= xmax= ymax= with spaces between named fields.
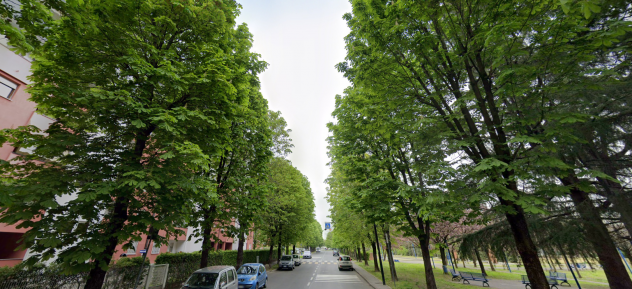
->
xmin=314 ymin=274 xmax=361 ymax=283
xmin=307 ymin=282 xmax=311 ymax=286
xmin=310 ymin=277 xmax=313 ymax=280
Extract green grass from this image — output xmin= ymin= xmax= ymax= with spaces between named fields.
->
xmin=357 ymin=260 xmax=614 ymax=289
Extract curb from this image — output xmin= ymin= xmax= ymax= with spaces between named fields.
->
xmin=353 ymin=263 xmax=392 ymax=289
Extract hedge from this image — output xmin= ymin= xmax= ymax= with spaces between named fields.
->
xmin=155 ymin=249 xmax=271 ymax=267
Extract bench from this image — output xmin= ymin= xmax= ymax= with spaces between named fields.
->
xmin=548 ymin=271 xmax=570 ymax=286
xmin=460 ymin=272 xmax=489 ymax=287
xmin=449 ymin=269 xmax=460 ymax=281
xmin=521 ymin=275 xmax=559 ymax=289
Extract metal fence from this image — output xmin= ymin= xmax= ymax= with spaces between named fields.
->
xmin=0 ymin=264 xmax=169 ymax=289
xmin=0 ymin=270 xmax=87 ymax=289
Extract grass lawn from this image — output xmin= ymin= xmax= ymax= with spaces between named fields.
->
xmin=357 ymin=260 xmax=615 ymax=289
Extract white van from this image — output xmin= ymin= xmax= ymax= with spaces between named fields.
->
xmin=303 ymin=250 xmax=312 ymax=259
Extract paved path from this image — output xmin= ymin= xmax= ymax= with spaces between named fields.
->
xmin=266 ymin=250 xmax=374 ymax=289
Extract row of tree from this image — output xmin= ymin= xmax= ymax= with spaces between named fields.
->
xmin=326 ymin=0 xmax=631 ymax=289
xmin=0 ymin=0 xmax=318 ymax=288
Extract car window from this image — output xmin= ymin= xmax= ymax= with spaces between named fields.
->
xmin=219 ymin=272 xmax=227 ymax=287
xmin=260 ymin=265 xmax=265 ymax=273
xmin=342 ymin=256 xmax=351 ymax=261
xmin=237 ymin=266 xmax=256 ymax=275
xmin=185 ymin=273 xmax=219 ymax=287
xmin=228 ymin=270 xmax=235 ymax=283
xmin=281 ymin=255 xmax=292 ymax=260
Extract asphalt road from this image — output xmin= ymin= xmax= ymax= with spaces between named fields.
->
xmin=267 ymin=250 xmax=372 ymax=289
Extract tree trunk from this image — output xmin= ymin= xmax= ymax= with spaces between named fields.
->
xmin=199 ymin=205 xmax=217 ymax=268
xmin=362 ymin=242 xmax=369 ymax=266
xmin=581 ymin=252 xmax=594 ymax=270
xmin=544 ymin=251 xmax=556 ymax=272
xmin=452 ymin=249 xmax=459 ymax=268
xmin=486 ymin=248 xmax=496 ymax=271
xmin=418 ymin=234 xmax=437 ymax=289
xmin=570 ymin=256 xmax=582 ymax=278
xmin=500 ymin=196 xmax=549 ymax=289
xmin=383 ymin=228 xmax=398 ymax=281
xmin=236 ymin=232 xmax=245 ymax=269
xmin=371 ymin=241 xmax=379 ymax=272
xmin=475 ymin=249 xmax=487 ymax=276
xmin=462 ymin=259 xmax=466 ymax=268
xmin=277 ymin=239 xmax=282 ymax=265
xmin=439 ymin=247 xmax=448 ymax=269
xmin=267 ymin=240 xmax=275 ymax=265
xmin=292 ymin=244 xmax=296 ymax=254
xmin=84 ymin=197 xmax=129 ymax=289
xmin=563 ymin=176 xmax=632 ymax=288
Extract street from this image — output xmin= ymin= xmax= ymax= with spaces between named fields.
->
xmin=267 ymin=250 xmax=373 ymax=289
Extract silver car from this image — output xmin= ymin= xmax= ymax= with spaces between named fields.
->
xmin=292 ymin=254 xmax=302 ymax=266
xmin=182 ymin=265 xmax=238 ymax=289
xmin=338 ymin=255 xmax=353 ymax=271
xmin=279 ymin=255 xmax=295 ymax=270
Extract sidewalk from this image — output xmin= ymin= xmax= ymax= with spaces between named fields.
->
xmin=353 ymin=262 xmax=392 ymax=289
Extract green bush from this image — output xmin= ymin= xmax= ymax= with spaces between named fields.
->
xmin=155 ymin=249 xmax=271 ymax=266
xmin=113 ymin=256 xmax=150 ymax=268
xmin=396 ymin=247 xmax=409 ymax=256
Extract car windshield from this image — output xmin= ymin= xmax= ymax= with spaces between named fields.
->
xmin=293 ymin=255 xmax=299 ymax=258
xmin=185 ymin=273 xmax=219 ymax=287
xmin=341 ymin=256 xmax=351 ymax=261
xmin=281 ymin=256 xmax=292 ymax=261
xmin=237 ymin=266 xmax=256 ymax=275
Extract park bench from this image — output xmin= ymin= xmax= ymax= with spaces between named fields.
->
xmin=521 ymin=275 xmax=559 ymax=289
xmin=549 ymin=271 xmax=570 ymax=286
xmin=449 ymin=269 xmax=460 ymax=281
xmin=459 ymin=272 xmax=489 ymax=287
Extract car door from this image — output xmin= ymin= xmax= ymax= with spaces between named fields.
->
xmin=259 ymin=265 xmax=266 ymax=284
xmin=227 ymin=269 xmax=237 ymax=289
xmin=218 ymin=271 xmax=228 ymax=289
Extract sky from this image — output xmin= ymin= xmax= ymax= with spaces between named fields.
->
xmin=235 ymin=0 xmax=352 ymax=238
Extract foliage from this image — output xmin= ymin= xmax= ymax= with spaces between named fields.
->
xmin=155 ymin=249 xmax=271 ymax=266
xmin=0 ymin=1 xmax=268 ymax=288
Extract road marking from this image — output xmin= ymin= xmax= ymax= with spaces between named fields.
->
xmin=314 ymin=274 xmax=361 ymax=283
xmin=310 ymin=277 xmax=313 ymax=280
xmin=307 ymin=282 xmax=311 ymax=286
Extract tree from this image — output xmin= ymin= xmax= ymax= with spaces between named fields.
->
xmin=336 ymin=0 xmax=632 ymax=287
xmin=0 ymin=1 xmax=252 ymax=287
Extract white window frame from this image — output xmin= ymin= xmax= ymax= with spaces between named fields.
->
xmin=151 ymin=241 xmax=161 ymax=255
xmin=126 ymin=241 xmax=139 ymax=255
xmin=0 ymin=75 xmax=18 ymax=100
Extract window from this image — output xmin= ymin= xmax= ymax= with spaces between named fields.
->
xmin=227 ymin=269 xmax=235 ymax=283
xmin=0 ymin=75 xmax=18 ymax=100
xmin=260 ymin=265 xmax=265 ymax=273
xmin=219 ymin=272 xmax=227 ymax=287
xmin=151 ymin=242 xmax=161 ymax=254
xmin=127 ymin=241 xmax=139 ymax=255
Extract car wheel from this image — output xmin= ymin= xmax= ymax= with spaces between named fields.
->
xmin=256 ymin=283 xmax=259 ymax=289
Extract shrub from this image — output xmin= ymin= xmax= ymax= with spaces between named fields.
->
xmin=396 ymin=247 xmax=409 ymax=256
xmin=113 ymin=256 xmax=150 ymax=268
xmin=155 ymin=249 xmax=271 ymax=266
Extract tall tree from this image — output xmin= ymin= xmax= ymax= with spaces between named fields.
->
xmin=0 ymin=0 xmax=249 ymax=288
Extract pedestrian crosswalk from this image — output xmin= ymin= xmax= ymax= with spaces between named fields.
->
xmin=314 ymin=274 xmax=361 ymax=283
xmin=302 ymin=261 xmax=336 ymax=264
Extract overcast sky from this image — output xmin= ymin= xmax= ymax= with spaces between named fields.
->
xmin=236 ymin=0 xmax=351 ymax=237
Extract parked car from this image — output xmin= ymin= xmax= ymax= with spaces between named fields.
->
xmin=182 ymin=266 xmax=238 ymax=289
xmin=292 ymin=254 xmax=302 ymax=266
xmin=316 ymin=247 xmax=321 ymax=252
xmin=236 ymin=263 xmax=268 ymax=289
xmin=338 ymin=255 xmax=353 ymax=271
xmin=279 ymin=255 xmax=295 ymax=270
xmin=303 ymin=250 xmax=312 ymax=259
xmin=333 ymin=250 xmax=339 ymax=256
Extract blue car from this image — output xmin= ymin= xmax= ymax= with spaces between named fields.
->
xmin=236 ymin=263 xmax=268 ymax=289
